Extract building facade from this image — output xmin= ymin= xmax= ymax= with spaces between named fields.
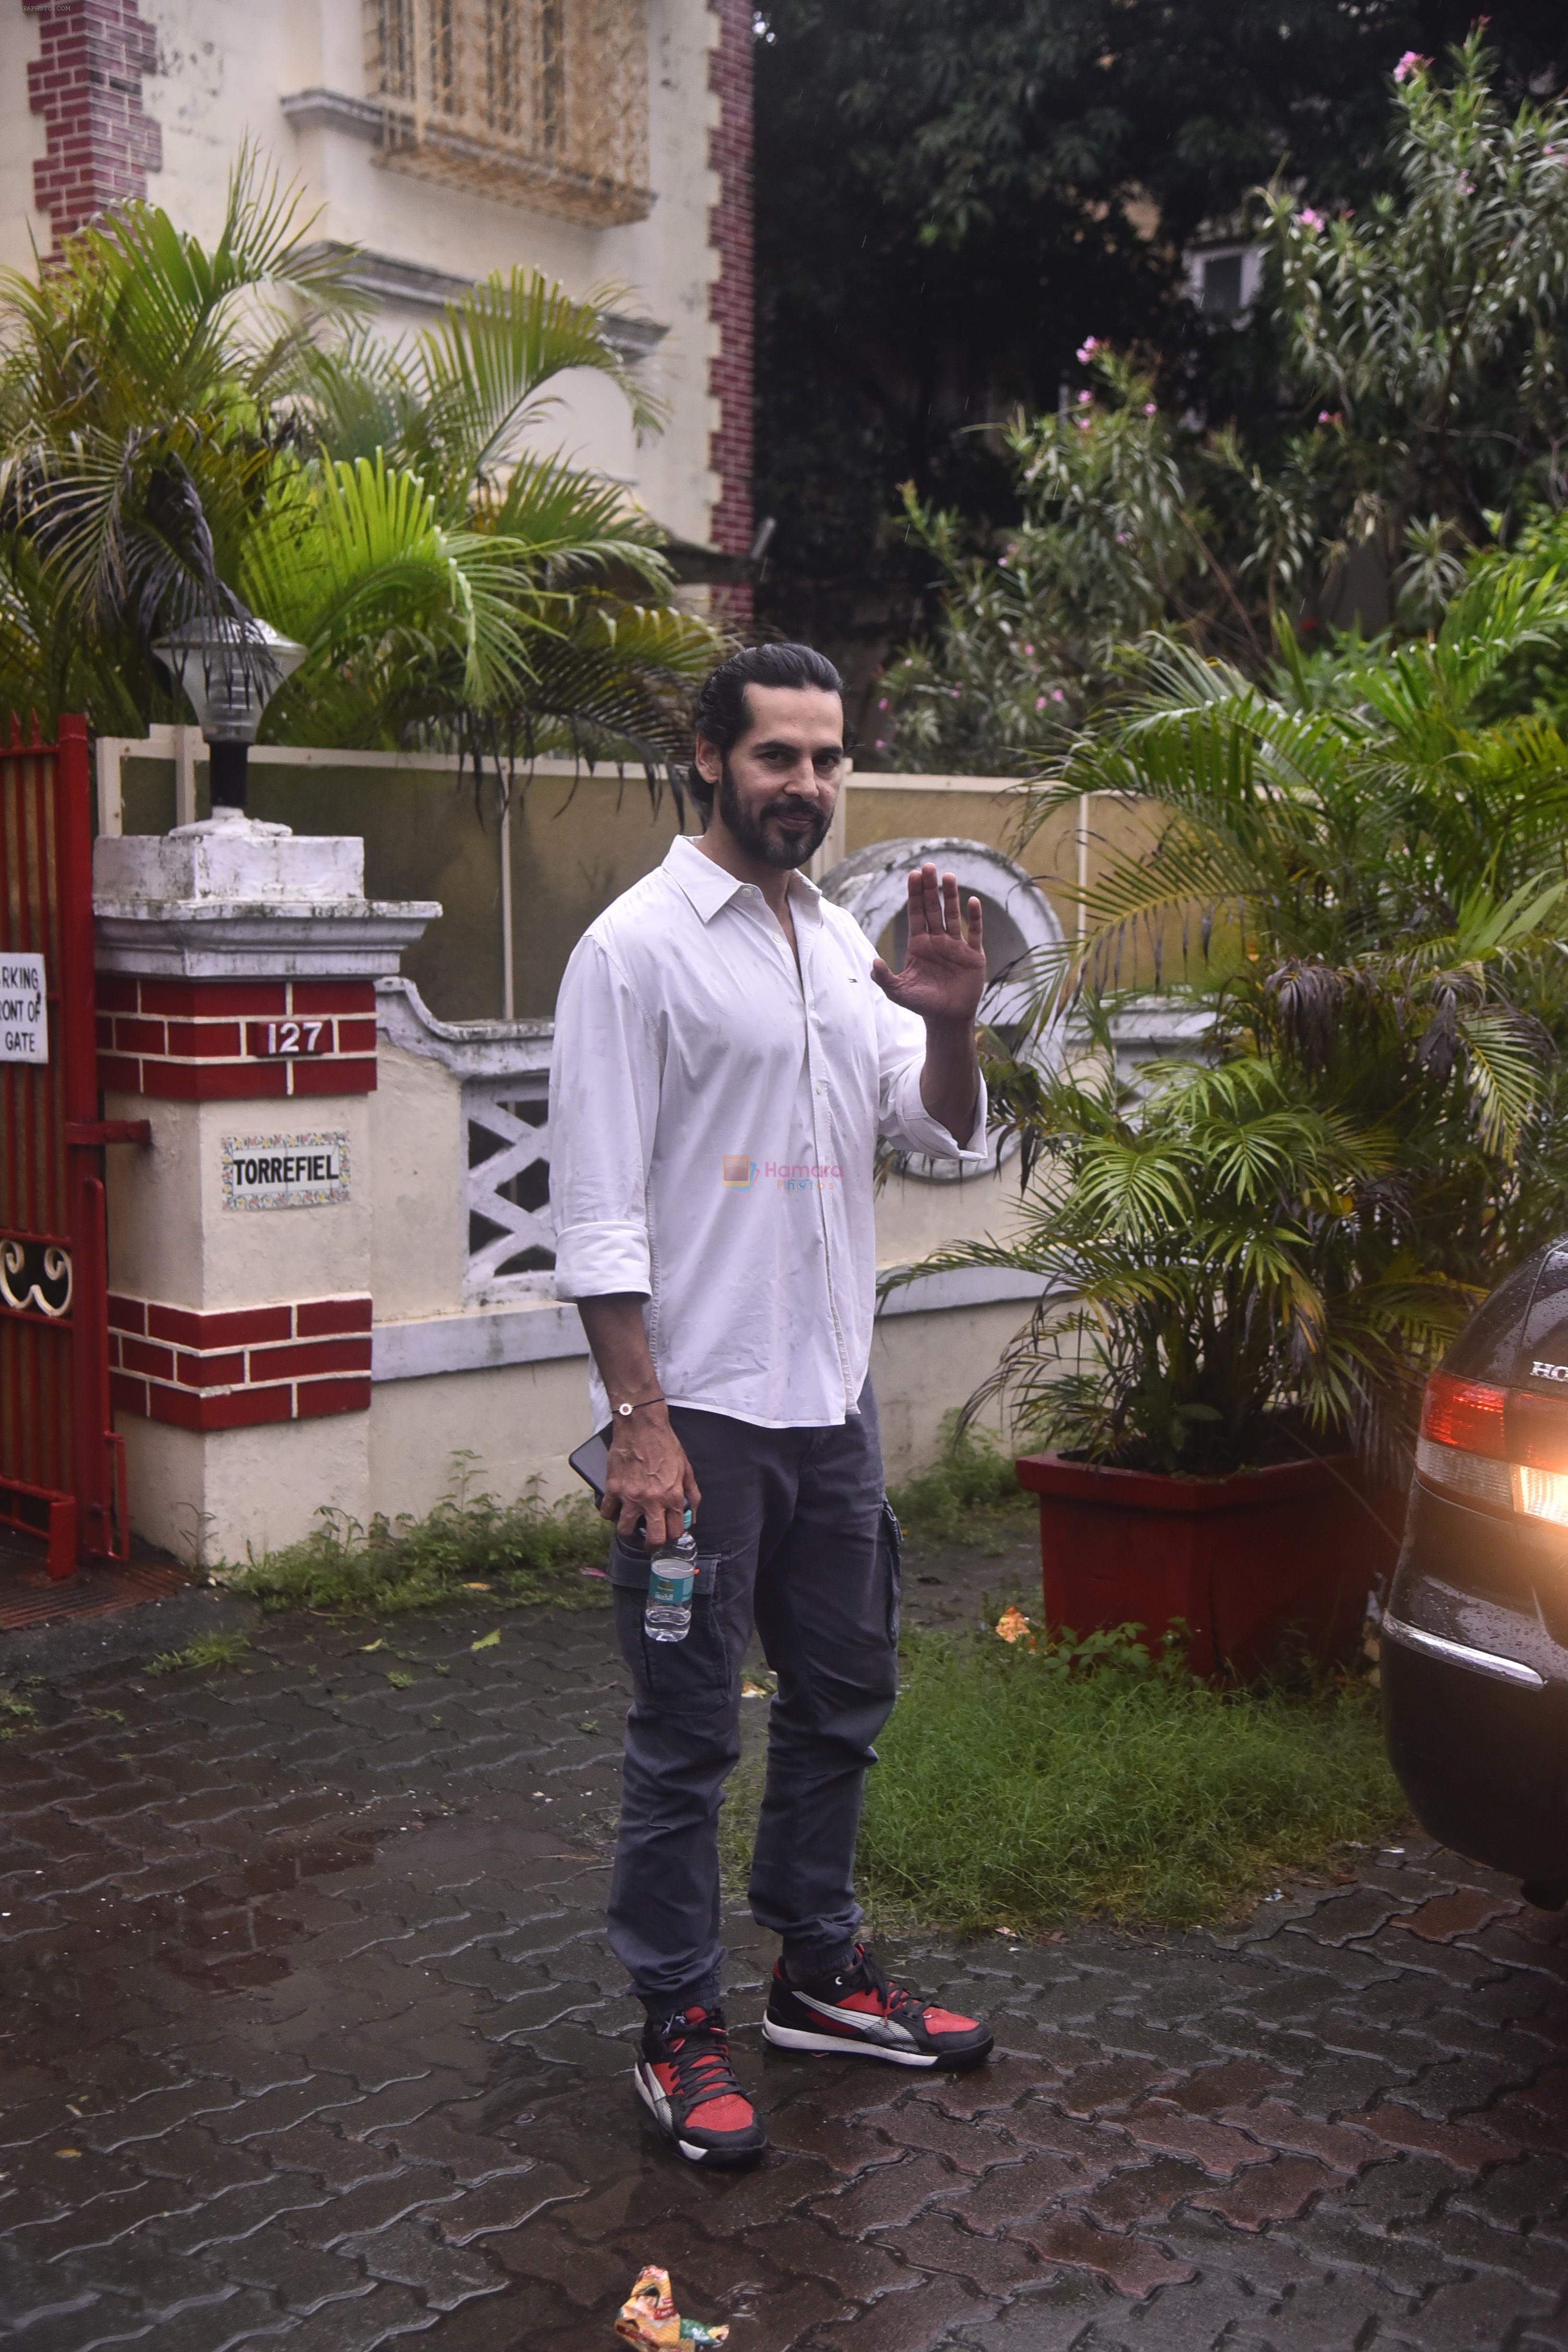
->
xmin=0 ymin=0 xmax=752 ymax=582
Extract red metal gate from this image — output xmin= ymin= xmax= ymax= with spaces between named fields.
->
xmin=0 ymin=715 xmax=128 ymax=1577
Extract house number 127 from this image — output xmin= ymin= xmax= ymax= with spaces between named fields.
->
xmin=248 ymin=1019 xmax=329 ymax=1058
xmin=266 ymin=1020 xmax=323 ymax=1056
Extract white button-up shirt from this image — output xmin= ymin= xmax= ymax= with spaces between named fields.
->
xmin=549 ymin=835 xmax=989 ymax=1429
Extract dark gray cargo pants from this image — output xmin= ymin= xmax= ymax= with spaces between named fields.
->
xmin=606 ymin=1382 xmax=900 ymax=2016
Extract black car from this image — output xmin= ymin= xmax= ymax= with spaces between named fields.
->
xmin=1383 ymin=1239 xmax=1568 ymax=1910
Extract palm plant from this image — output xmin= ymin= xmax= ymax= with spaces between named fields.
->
xmin=928 ymin=561 xmax=1568 ymax=1475
xmin=0 ymin=165 xmax=349 ymax=732
xmin=1040 ymin=561 xmax=1568 ymax=1265
xmin=900 ymin=1047 xmax=1466 ymax=1477
xmin=1460 ymin=503 xmax=1568 ymax=732
xmin=1044 ymin=563 xmax=1568 ymax=938
xmin=280 ymin=269 xmax=715 ymax=767
xmin=0 ymin=157 xmax=718 ymax=773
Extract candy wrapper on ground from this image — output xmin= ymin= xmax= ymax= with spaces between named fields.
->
xmin=614 ymin=2265 xmax=730 ymax=2346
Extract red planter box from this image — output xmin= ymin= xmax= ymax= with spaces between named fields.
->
xmin=1015 ymin=1451 xmax=1405 ymax=1679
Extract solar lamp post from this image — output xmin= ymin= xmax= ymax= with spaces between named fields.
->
xmin=152 ymin=616 xmax=307 ymax=823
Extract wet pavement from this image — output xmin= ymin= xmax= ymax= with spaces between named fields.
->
xmin=3 ymin=1563 xmax=1568 ymax=2351
xmin=0 ymin=1533 xmax=189 ymax=1642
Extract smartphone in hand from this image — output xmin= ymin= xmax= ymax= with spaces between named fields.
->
xmin=567 ymin=1428 xmax=692 ymax=1546
xmin=568 ymin=1429 xmax=611 ymax=1504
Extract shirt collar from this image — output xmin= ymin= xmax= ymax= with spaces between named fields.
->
xmin=664 ymin=834 xmax=825 ymax=927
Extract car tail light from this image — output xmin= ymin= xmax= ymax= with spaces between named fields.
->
xmin=1418 ymin=1369 xmax=1568 ymax=1523
xmin=1513 ymin=1464 xmax=1568 ymax=1526
xmin=1420 ymin=1373 xmax=1507 ymax=1455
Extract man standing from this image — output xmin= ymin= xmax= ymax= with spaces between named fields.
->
xmin=549 ymin=643 xmax=994 ymax=2169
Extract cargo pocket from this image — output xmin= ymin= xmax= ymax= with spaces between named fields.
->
xmin=880 ymin=1497 xmax=902 ymax=1651
xmin=609 ymin=1536 xmax=730 ymax=1701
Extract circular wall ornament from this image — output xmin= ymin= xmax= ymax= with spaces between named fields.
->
xmin=820 ymin=836 xmax=1065 ymax=1181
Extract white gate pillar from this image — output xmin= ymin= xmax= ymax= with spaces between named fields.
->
xmin=92 ymin=813 xmax=437 ymax=1569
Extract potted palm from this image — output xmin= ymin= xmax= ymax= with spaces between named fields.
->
xmin=910 ymin=558 xmax=1568 ymax=1672
xmin=906 ymin=1039 xmax=1457 ymax=1675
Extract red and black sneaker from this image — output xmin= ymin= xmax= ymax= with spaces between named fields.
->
xmin=763 ymin=1945 xmax=993 ymax=2071
xmin=633 ymin=2003 xmax=767 ymax=2167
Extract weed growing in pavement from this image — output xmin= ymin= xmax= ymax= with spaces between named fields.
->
xmin=146 ymin=1630 xmax=251 ymax=1675
xmin=722 ymin=1621 xmax=1403 ymax=1932
xmin=886 ymin=1415 xmax=1033 ymax=1551
xmin=0 ymin=1687 xmax=39 ymax=1738
xmin=227 ymin=1455 xmax=609 ymax=1617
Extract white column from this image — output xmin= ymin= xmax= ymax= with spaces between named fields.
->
xmin=93 ymin=811 xmax=438 ymax=1569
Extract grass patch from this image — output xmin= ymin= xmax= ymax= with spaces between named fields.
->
xmin=724 ymin=1621 xmax=1404 ymax=1932
xmin=146 ymin=1630 xmax=251 ymax=1675
xmin=887 ymin=1416 xmax=1033 ymax=1551
xmin=226 ymin=1456 xmax=609 ymax=1616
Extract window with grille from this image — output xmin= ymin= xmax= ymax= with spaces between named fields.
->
xmin=364 ymin=0 xmax=652 ymax=226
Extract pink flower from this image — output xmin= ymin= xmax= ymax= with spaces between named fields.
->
xmin=950 ymin=688 xmax=961 ymax=699
xmin=1116 ymin=532 xmax=1131 ymax=545
xmin=1297 ymin=206 xmax=1325 ymax=231
xmin=1074 ymin=417 xmax=1091 ymax=431
xmin=998 ymin=556 xmax=1009 ymax=567
xmin=874 ymin=739 xmax=885 ymax=750
xmin=1143 ymin=401 xmax=1156 ymax=415
xmin=1076 ymin=389 xmax=1092 ymax=405
xmin=1393 ymin=50 xmax=1427 ymax=82
xmin=1036 ymin=696 xmax=1047 ymax=710
xmin=1023 ymin=642 xmax=1035 ymax=655
xmin=1075 ymin=336 xmax=1100 ymax=363
xmin=877 ymin=697 xmax=888 ymax=710
xmin=1052 ymin=689 xmax=1065 ymax=704
xmin=1317 ymin=409 xmax=1342 ymax=425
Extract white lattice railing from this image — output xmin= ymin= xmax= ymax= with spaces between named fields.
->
xmin=464 ymin=1072 xmax=554 ymax=1294
xmin=376 ymin=979 xmax=557 ymax=1304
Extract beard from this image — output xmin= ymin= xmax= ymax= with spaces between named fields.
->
xmin=717 ymin=757 xmax=831 ymax=868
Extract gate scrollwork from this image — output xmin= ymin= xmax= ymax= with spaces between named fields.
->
xmin=0 ymin=1235 xmax=73 ymax=1319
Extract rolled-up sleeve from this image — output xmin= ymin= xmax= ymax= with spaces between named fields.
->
xmin=874 ymin=990 xmax=990 ymax=1162
xmin=549 ymin=934 xmax=662 ymax=1298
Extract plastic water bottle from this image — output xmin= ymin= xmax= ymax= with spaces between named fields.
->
xmin=644 ymin=1530 xmax=698 ymax=1644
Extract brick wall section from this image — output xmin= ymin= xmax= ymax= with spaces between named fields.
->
xmin=707 ymin=0 xmax=754 ymax=624
xmin=107 ymin=1294 xmax=373 ymax=1430
xmin=96 ymin=978 xmax=378 ymax=1101
xmin=23 ymin=0 xmax=164 ymax=249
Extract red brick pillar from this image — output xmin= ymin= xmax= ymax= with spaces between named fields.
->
xmin=708 ymin=0 xmax=755 ymax=627
xmin=23 ymin=0 xmax=164 ymax=250
xmin=97 ymin=974 xmax=380 ymax=1439
xmin=92 ymin=816 xmax=436 ymax=1566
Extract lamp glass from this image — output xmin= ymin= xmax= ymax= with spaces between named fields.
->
xmin=153 ymin=616 xmax=307 ymax=743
